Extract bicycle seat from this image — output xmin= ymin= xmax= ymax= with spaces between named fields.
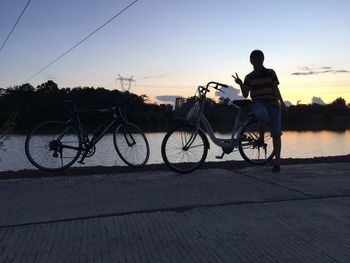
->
xmin=233 ymin=100 xmax=252 ymax=107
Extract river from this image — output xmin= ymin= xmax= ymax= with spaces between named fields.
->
xmin=0 ymin=130 xmax=349 ymax=172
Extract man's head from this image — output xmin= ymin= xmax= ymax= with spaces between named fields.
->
xmin=250 ymin=50 xmax=264 ymax=69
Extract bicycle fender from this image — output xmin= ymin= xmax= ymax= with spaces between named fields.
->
xmin=198 ymin=127 xmax=210 ymax=149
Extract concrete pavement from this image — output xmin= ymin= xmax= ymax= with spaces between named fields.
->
xmin=0 ymin=163 xmax=350 ymax=262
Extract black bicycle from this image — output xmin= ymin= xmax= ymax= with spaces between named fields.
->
xmin=25 ymin=99 xmax=150 ymax=171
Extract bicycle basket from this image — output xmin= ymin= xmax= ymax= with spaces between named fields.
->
xmin=174 ymin=98 xmax=200 ymax=122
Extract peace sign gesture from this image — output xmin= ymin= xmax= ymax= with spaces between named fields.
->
xmin=232 ymin=73 xmax=243 ymax=86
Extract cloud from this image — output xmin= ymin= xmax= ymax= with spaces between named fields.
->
xmin=291 ymin=66 xmax=349 ymax=76
xmin=156 ymin=95 xmax=183 ymax=103
xmin=311 ymin=96 xmax=325 ymax=105
xmin=299 ymin=66 xmax=312 ymax=71
xmin=291 ymin=71 xmax=316 ymax=76
xmin=45 ymin=74 xmax=57 ymax=80
xmin=333 ymin=70 xmax=349 ymax=73
xmin=215 ymin=85 xmax=245 ymax=101
xmin=143 ymin=74 xmax=166 ymax=79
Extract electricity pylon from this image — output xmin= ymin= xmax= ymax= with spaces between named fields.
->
xmin=116 ymin=74 xmax=136 ymax=91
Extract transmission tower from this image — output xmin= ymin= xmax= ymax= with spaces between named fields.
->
xmin=116 ymin=74 xmax=136 ymax=91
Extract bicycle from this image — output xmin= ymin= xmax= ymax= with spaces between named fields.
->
xmin=25 ymin=99 xmax=150 ymax=171
xmin=161 ymin=81 xmax=275 ymax=173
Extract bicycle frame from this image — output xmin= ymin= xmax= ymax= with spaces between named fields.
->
xmin=183 ymin=82 xmax=255 ymax=152
xmin=199 ymin=106 xmax=254 ymax=150
xmin=58 ymin=104 xmax=137 ymax=163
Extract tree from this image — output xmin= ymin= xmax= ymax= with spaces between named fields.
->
xmin=0 ymin=113 xmax=18 ymax=159
xmin=17 ymin=83 xmax=35 ymax=92
xmin=0 ymin=88 xmax=6 ymax=96
xmin=0 ymin=81 xmax=349 ymax=132
xmin=331 ymin=97 xmax=346 ymax=107
xmin=36 ymin=80 xmax=59 ymax=92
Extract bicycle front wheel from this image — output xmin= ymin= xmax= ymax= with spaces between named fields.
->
xmin=113 ymin=122 xmax=150 ymax=167
xmin=161 ymin=125 xmax=208 ymax=173
xmin=238 ymin=120 xmax=274 ymax=164
xmin=25 ymin=121 xmax=82 ymax=171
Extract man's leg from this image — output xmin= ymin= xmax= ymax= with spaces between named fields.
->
xmin=267 ymin=104 xmax=282 ymax=172
xmin=272 ymin=135 xmax=281 ymax=167
xmin=252 ymin=103 xmax=269 ymax=144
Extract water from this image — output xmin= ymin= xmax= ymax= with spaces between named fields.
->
xmin=1 ymin=130 xmax=349 ymax=172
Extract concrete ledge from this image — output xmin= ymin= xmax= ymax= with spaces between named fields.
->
xmin=1 ymin=154 xmax=349 ymax=179
xmin=0 ymin=162 xmax=350 ymax=262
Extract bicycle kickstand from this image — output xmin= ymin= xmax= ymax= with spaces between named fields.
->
xmin=78 ymin=153 xmax=88 ymax=164
xmin=215 ymin=151 xmax=225 ymax=160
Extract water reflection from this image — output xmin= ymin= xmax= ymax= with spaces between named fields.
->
xmin=1 ymin=130 xmax=349 ymax=172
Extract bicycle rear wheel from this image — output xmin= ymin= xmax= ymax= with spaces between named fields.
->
xmin=113 ymin=122 xmax=150 ymax=167
xmin=161 ymin=125 xmax=208 ymax=173
xmin=25 ymin=121 xmax=82 ymax=171
xmin=238 ymin=119 xmax=274 ymax=164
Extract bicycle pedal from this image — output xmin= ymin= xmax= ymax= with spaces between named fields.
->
xmin=77 ymin=161 xmax=85 ymax=164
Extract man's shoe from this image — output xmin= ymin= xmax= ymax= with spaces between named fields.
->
xmin=272 ymin=166 xmax=280 ymax=173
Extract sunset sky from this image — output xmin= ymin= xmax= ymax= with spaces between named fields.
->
xmin=1 ymin=0 xmax=349 ymax=105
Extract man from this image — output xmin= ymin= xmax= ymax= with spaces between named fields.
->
xmin=233 ymin=50 xmax=286 ymax=173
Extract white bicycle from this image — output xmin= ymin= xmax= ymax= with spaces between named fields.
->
xmin=161 ymin=81 xmax=275 ymax=173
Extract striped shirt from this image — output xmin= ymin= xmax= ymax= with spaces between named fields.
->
xmin=244 ymin=67 xmax=280 ymax=105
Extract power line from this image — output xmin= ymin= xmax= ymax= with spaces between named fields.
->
xmin=0 ymin=0 xmax=32 ymax=52
xmin=22 ymin=0 xmax=139 ymax=84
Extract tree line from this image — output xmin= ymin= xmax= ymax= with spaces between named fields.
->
xmin=0 ymin=80 xmax=349 ymax=133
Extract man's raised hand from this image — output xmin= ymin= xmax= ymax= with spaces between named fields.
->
xmin=232 ymin=73 xmax=243 ymax=86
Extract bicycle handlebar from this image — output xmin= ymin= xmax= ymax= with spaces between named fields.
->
xmin=206 ymin=81 xmax=229 ymax=89
xmin=197 ymin=81 xmax=229 ymax=96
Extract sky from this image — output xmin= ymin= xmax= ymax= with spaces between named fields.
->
xmin=1 ymin=0 xmax=350 ymax=105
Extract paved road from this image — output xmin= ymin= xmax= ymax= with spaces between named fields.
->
xmin=0 ymin=163 xmax=350 ymax=262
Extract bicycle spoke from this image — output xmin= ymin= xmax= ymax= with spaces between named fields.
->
xmin=238 ymin=120 xmax=274 ymax=164
xmin=25 ymin=121 xmax=81 ymax=171
xmin=162 ymin=125 xmax=208 ymax=173
xmin=114 ymin=123 xmax=149 ymax=167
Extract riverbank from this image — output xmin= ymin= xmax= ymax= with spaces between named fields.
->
xmin=1 ymin=154 xmax=349 ymax=180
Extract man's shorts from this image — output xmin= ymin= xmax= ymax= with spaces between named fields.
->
xmin=252 ymin=101 xmax=281 ymax=137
